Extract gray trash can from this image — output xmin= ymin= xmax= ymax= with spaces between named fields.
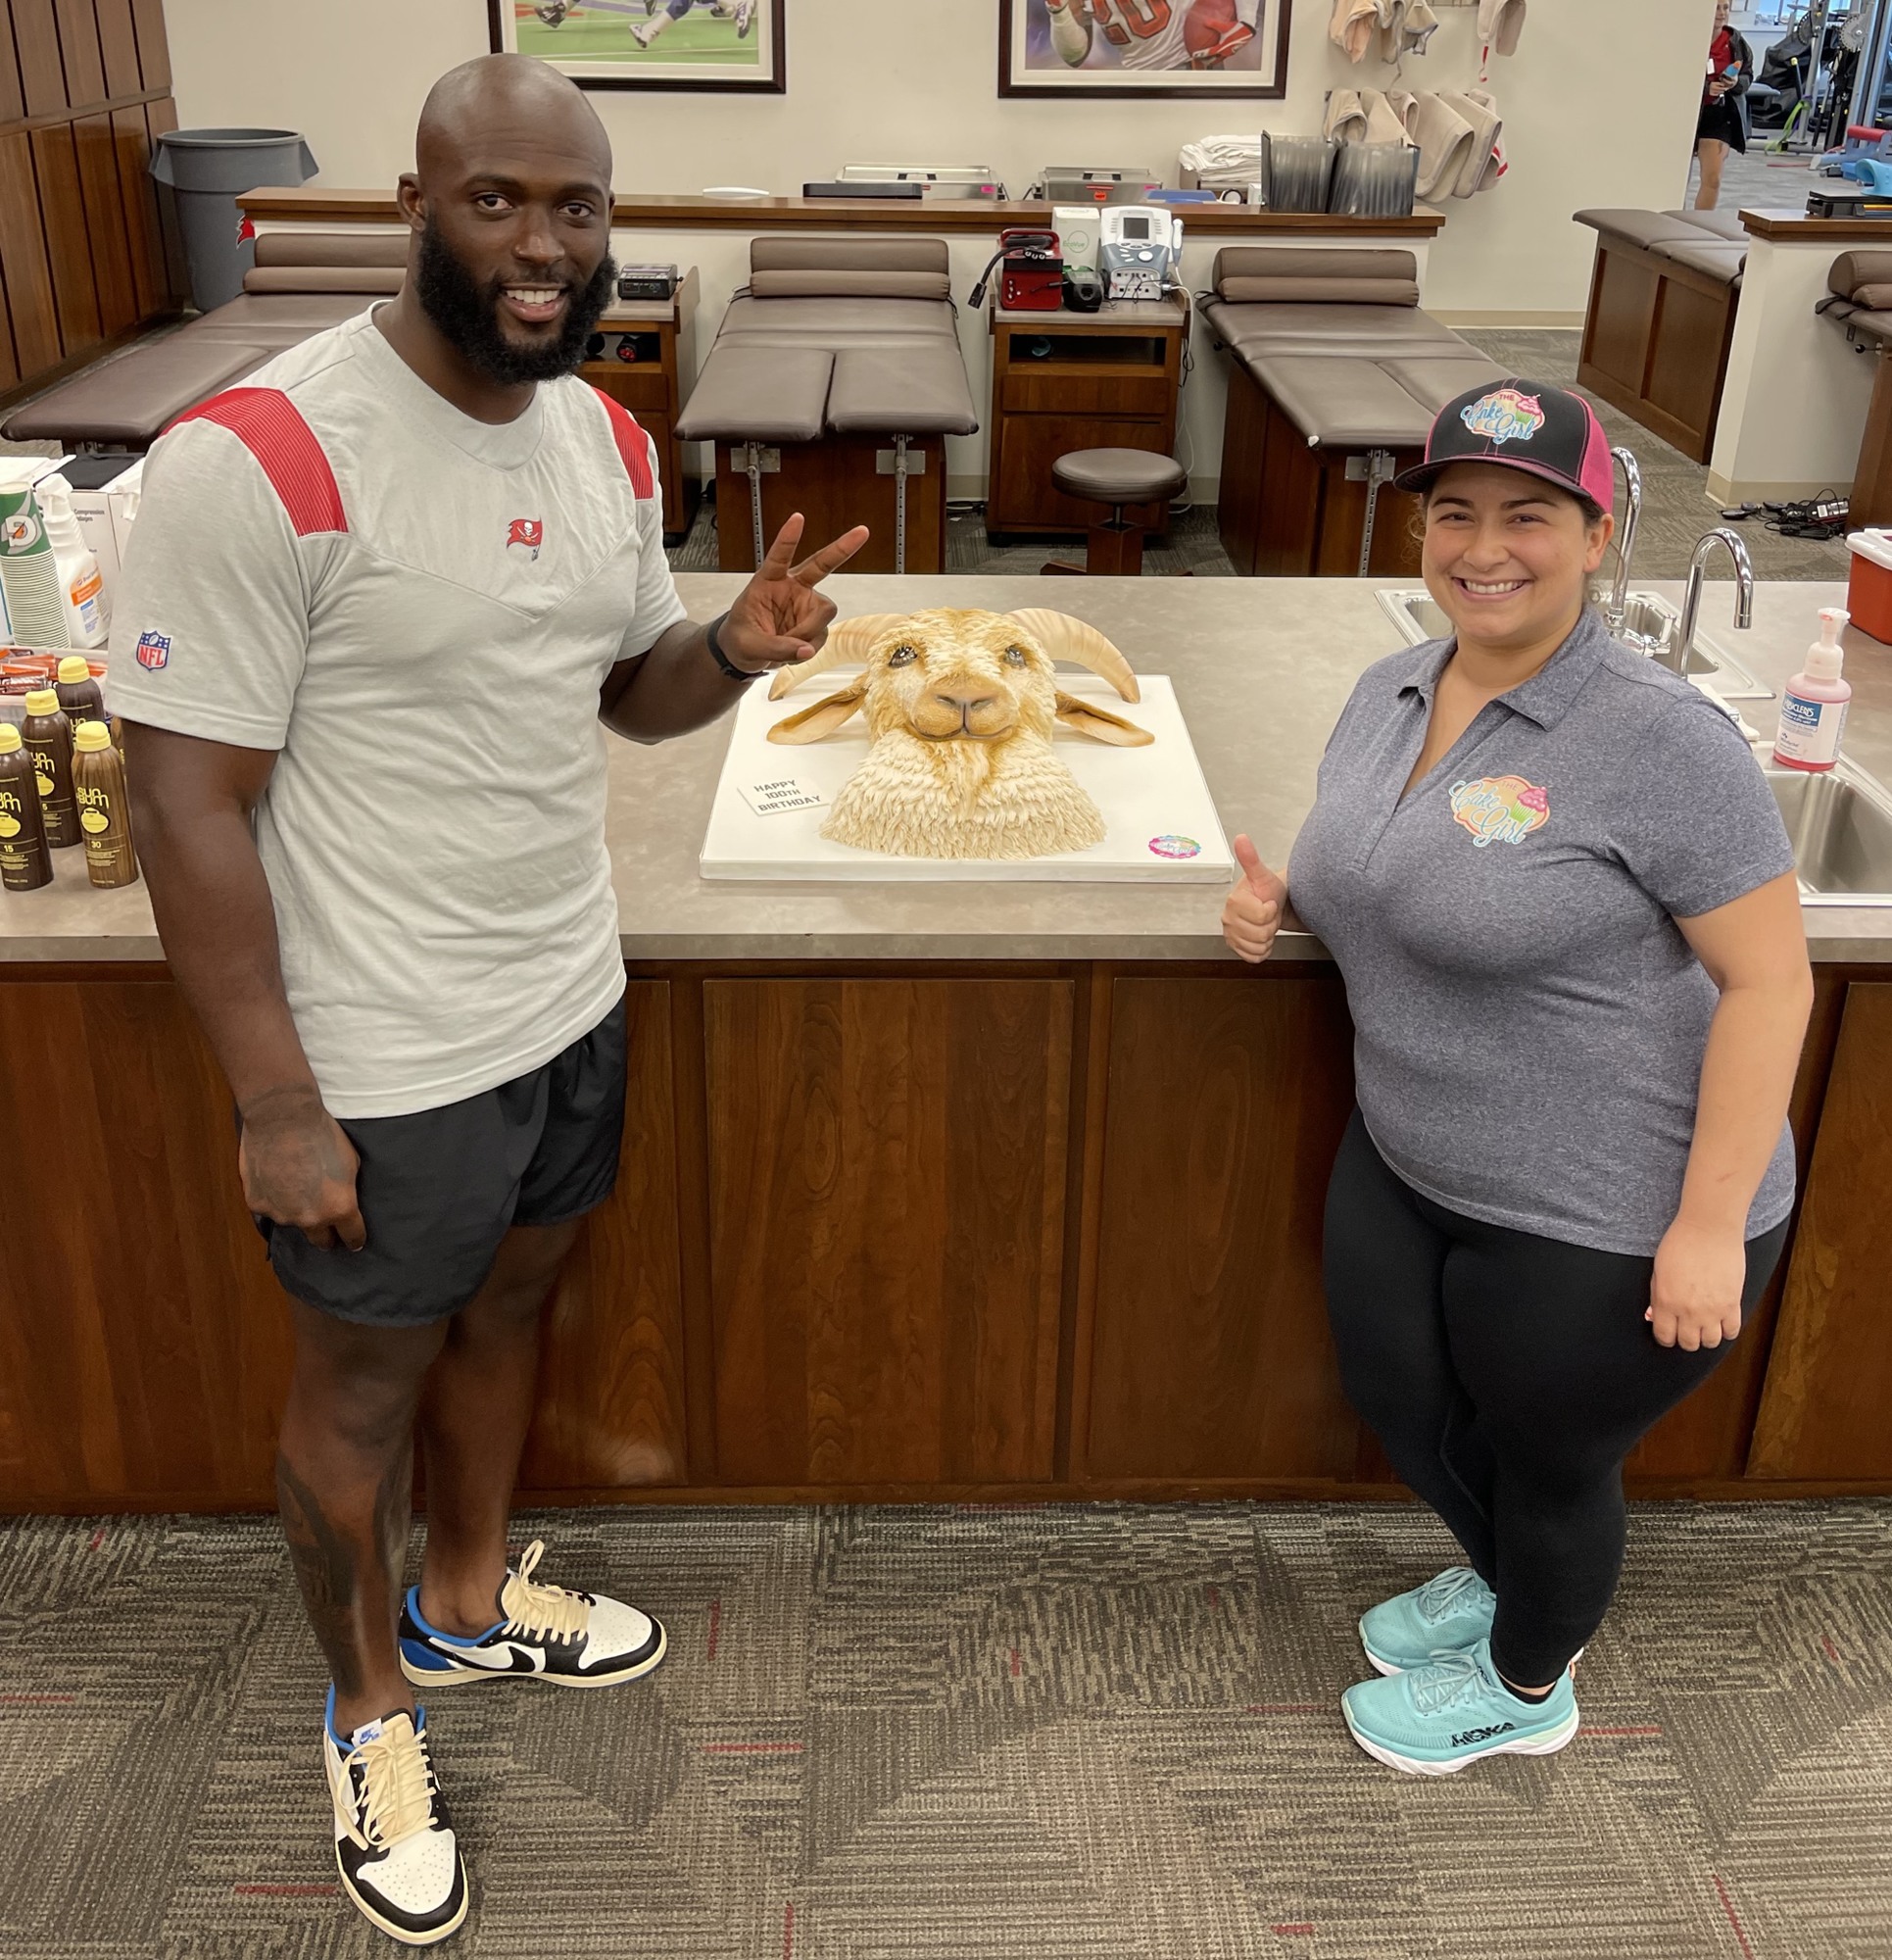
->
xmin=150 ymin=128 xmax=319 ymax=313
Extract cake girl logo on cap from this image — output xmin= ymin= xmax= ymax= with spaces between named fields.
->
xmin=1460 ymin=388 xmax=1546 ymax=447
xmin=1449 ymin=774 xmax=1548 ymax=848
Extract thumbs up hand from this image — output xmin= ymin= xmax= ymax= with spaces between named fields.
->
xmin=1222 ymin=834 xmax=1288 ymax=964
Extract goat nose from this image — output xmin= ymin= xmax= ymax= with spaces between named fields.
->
xmin=934 ymin=689 xmax=996 ymax=714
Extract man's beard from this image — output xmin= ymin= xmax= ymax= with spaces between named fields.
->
xmin=413 ymin=221 xmax=615 ymax=385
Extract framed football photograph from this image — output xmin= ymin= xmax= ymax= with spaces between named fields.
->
xmin=489 ymin=0 xmax=787 ymax=92
xmin=999 ymin=0 xmax=1289 ymax=98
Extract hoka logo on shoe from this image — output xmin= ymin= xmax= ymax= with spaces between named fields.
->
xmin=1451 ymin=1721 xmax=1516 ymax=1747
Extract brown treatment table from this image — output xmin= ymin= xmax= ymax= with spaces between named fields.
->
xmin=1572 ymin=207 xmax=1748 ymax=465
xmin=1819 ymin=248 xmax=1892 ymax=531
xmin=673 ymin=237 xmax=980 ymax=575
xmin=2 ymin=232 xmax=405 ymax=450
xmin=1202 ymin=247 xmax=1502 ymax=578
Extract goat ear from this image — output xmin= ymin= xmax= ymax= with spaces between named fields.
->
xmin=1054 ymin=692 xmax=1155 ymax=748
xmin=767 ymin=680 xmax=868 ymax=744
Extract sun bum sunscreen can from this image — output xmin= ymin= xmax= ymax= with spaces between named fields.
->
xmin=20 ymin=688 xmax=78 ymax=847
xmin=0 ymin=723 xmax=51 ymax=889
xmin=72 ymin=719 xmax=137 ymax=888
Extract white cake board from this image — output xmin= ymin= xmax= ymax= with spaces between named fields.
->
xmin=701 ymin=672 xmax=1234 ymax=883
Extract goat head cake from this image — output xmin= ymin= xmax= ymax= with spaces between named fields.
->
xmin=765 ymin=609 xmax=1153 ymax=859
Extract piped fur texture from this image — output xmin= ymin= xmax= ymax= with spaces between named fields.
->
xmin=766 ymin=609 xmax=1152 ymax=860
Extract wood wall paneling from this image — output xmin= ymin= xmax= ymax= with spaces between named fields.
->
xmin=1747 ymin=981 xmax=1892 ymax=1481
xmin=0 ymin=129 xmax=62 ymax=379
xmin=0 ymin=2 xmax=25 ymax=123
xmin=92 ymin=0 xmax=140 ymax=97
xmin=73 ymin=109 xmax=137 ymax=336
xmin=11 ymin=0 xmax=68 ymax=117
xmin=51 ymin=0 xmax=105 ymax=107
xmin=110 ymin=102 xmax=159 ymax=317
xmin=31 ymin=123 xmax=104 ymax=356
xmin=703 ymin=978 xmax=1071 ymax=1486
xmin=519 ymin=982 xmax=690 ymax=1491
xmin=126 ymin=0 xmax=168 ymax=88
xmin=1083 ymin=974 xmax=1371 ymax=1482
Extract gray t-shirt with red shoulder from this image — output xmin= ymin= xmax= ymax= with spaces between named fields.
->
xmin=1288 ymin=607 xmax=1796 ymax=1257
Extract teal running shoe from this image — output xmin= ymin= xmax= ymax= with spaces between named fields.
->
xmin=1341 ymin=1637 xmax=1578 ymax=1777
xmin=1359 ymin=1566 xmax=1495 ymax=1675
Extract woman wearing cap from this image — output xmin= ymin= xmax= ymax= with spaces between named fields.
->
xmin=1222 ymin=380 xmax=1812 ymax=1776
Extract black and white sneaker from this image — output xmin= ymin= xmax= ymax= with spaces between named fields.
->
xmin=322 ymin=1690 xmax=467 ymax=1946
xmin=735 ymin=0 xmax=755 ymax=34
xmin=399 ymin=1540 xmax=666 ymax=1690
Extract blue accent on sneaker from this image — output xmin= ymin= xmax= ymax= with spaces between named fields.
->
xmin=1341 ymin=1636 xmax=1579 ymax=1777
xmin=324 ymin=1682 xmax=348 ymax=1749
xmin=399 ymin=1586 xmax=506 ymax=1674
xmin=402 ymin=1586 xmax=504 ymax=1646
xmin=1359 ymin=1566 xmax=1497 ymax=1675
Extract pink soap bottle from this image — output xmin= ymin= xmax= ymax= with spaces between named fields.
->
xmin=1771 ymin=607 xmax=1851 ymax=773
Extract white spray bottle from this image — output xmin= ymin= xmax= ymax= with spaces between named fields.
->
xmin=34 ymin=476 xmax=109 ymax=650
xmin=1771 ymin=607 xmax=1851 ymax=773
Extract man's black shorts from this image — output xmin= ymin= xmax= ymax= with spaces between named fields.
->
xmin=261 ymin=997 xmax=628 ymax=1328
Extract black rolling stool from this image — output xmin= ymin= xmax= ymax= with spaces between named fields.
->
xmin=1043 ymin=447 xmax=1189 ymax=576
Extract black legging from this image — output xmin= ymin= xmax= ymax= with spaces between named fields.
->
xmin=1325 ymin=1111 xmax=1788 ymax=1685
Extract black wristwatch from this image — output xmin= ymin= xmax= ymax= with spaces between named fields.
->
xmin=705 ymin=612 xmax=759 ymax=682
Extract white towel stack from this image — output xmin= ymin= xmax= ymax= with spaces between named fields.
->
xmin=1178 ymin=136 xmax=1267 ymax=193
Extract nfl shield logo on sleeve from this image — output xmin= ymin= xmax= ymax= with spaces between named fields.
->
xmin=135 ymin=630 xmax=171 ymax=671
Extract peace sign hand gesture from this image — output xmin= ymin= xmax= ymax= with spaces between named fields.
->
xmin=717 ymin=513 xmax=872 ymax=676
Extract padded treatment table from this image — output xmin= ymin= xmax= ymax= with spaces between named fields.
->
xmin=1574 ymin=207 xmax=1748 ymax=464
xmin=674 ymin=237 xmax=978 ymax=575
xmin=4 ymin=232 xmax=405 ymax=450
xmin=1202 ymin=248 xmax=1501 ymax=578
xmin=1819 ymin=249 xmax=1892 ymax=529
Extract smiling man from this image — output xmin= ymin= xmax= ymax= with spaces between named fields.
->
xmin=109 ymin=54 xmax=863 ymax=1946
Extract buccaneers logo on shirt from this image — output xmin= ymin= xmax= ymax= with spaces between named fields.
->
xmin=506 ymin=517 xmax=544 ymax=560
xmin=1450 ymin=774 xmax=1549 ymax=848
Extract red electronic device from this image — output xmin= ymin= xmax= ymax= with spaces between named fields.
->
xmin=970 ymin=228 xmax=1063 ymax=312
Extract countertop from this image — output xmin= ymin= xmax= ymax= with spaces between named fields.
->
xmin=8 ymin=574 xmax=1888 ymax=966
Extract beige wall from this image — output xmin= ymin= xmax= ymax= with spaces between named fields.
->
xmin=170 ymin=0 xmax=1715 ymax=318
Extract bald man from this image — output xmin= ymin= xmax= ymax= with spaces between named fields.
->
xmin=111 ymin=55 xmax=865 ymax=1946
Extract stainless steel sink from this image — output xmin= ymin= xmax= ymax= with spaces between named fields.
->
xmin=1768 ymin=762 xmax=1892 ymax=907
xmin=1374 ymin=588 xmax=1771 ymax=700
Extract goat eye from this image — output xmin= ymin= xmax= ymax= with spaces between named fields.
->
xmin=1003 ymin=646 xmax=1029 ymax=667
xmin=887 ymin=644 xmax=917 ymax=667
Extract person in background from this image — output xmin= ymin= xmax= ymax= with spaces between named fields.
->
xmin=111 ymin=54 xmax=864 ymax=1946
xmin=1222 ymin=381 xmax=1811 ymax=1777
xmin=1695 ymin=0 xmax=1755 ymax=211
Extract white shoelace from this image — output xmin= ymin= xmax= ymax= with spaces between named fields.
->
xmin=1415 ymin=1567 xmax=1489 ymax=1625
xmin=345 ymin=1717 xmax=439 ymax=1852
xmin=499 ymin=1541 xmax=591 ymax=1646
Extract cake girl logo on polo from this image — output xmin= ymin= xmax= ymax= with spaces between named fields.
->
xmin=1449 ymin=774 xmax=1549 ymax=848
xmin=1460 ymin=388 xmax=1545 ymax=447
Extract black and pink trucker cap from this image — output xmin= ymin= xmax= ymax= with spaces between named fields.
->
xmin=1394 ymin=379 xmax=1616 ymax=509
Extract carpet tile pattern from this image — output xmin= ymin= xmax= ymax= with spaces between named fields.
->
xmin=2 ymin=1501 xmax=1890 ymax=1958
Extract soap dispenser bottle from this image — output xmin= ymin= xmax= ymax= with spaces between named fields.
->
xmin=1772 ymin=607 xmax=1852 ymax=773
xmin=35 ymin=476 xmax=109 ymax=650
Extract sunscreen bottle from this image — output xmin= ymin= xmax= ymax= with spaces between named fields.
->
xmin=72 ymin=719 xmax=137 ymax=888
xmin=0 ymin=722 xmax=51 ymax=890
xmin=35 ymin=477 xmax=109 ymax=649
xmin=1771 ymin=607 xmax=1851 ymax=773
xmin=20 ymin=689 xmax=77 ymax=846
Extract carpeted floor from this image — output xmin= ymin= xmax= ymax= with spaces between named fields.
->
xmin=3 ymin=1500 xmax=1890 ymax=1958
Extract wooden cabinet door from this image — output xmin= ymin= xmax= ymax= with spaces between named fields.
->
xmin=703 ymin=979 xmax=1072 ymax=1486
xmin=1083 ymin=974 xmax=1374 ymax=1483
xmin=1747 ymin=982 xmax=1892 ymax=1482
xmin=0 ymin=976 xmax=291 ymax=1508
xmin=520 ymin=980 xmax=689 ymax=1492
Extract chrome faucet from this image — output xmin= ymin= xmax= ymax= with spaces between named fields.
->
xmin=1607 ymin=446 xmax=1642 ymax=637
xmin=1672 ymin=528 xmax=1756 ymax=676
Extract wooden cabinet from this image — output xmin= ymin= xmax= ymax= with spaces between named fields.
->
xmin=985 ymin=300 xmax=1187 ymax=536
xmin=580 ymin=270 xmax=700 ymax=542
xmin=703 ymin=978 xmax=1071 ymax=1486
xmin=1082 ymin=973 xmax=1373 ymax=1484
xmin=519 ymin=982 xmax=689 ymax=1492
xmin=1747 ymin=981 xmax=1892 ymax=1482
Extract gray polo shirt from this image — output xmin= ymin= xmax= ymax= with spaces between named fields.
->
xmin=1288 ymin=607 xmax=1796 ymax=1256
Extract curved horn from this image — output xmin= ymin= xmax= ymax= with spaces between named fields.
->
xmin=766 ymin=613 xmax=907 ymax=700
xmin=1002 ymin=610 xmax=1140 ymax=703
